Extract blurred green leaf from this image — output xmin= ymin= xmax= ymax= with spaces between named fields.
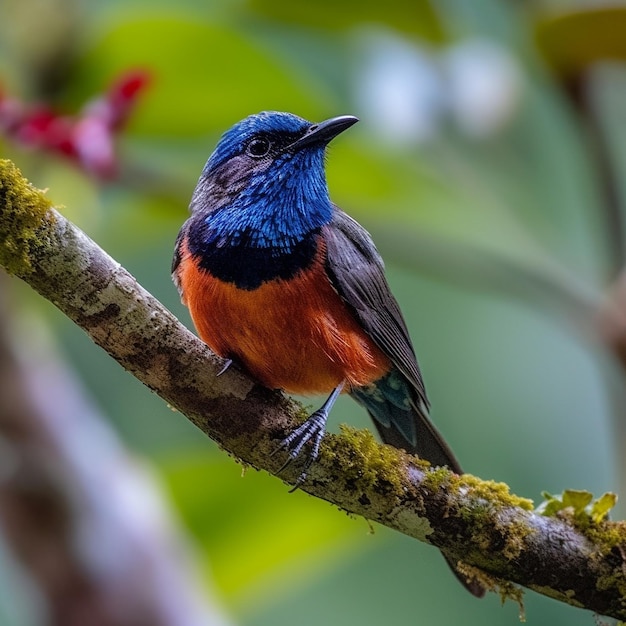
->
xmin=160 ymin=454 xmax=370 ymax=607
xmin=69 ymin=15 xmax=327 ymax=136
xmin=536 ymin=7 xmax=626 ymax=78
xmin=246 ymin=0 xmax=445 ymax=43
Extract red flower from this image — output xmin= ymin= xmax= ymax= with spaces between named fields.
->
xmin=0 ymin=69 xmax=151 ymax=180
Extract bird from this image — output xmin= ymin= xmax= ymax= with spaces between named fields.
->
xmin=172 ymin=111 xmax=485 ymax=598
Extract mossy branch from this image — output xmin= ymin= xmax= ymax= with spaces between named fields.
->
xmin=1 ymin=159 xmax=626 ymax=619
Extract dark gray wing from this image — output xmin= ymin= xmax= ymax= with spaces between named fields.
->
xmin=323 ymin=208 xmax=466 ymax=473
xmin=323 ymin=208 xmax=428 ymax=407
xmin=324 ymin=209 xmax=486 ymax=599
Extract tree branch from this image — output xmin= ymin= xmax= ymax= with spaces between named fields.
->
xmin=1 ymin=159 xmax=625 ymax=619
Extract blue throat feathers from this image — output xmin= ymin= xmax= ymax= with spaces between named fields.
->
xmin=187 ymin=117 xmax=335 ymax=291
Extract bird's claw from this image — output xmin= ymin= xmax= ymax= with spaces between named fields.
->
xmin=216 ymin=358 xmax=233 ymax=377
xmin=271 ymin=409 xmax=328 ymax=491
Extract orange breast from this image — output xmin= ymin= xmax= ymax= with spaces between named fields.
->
xmin=176 ymin=239 xmax=390 ymax=395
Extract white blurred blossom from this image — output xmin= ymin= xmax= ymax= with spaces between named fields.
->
xmin=443 ymin=38 xmax=523 ymax=138
xmin=354 ymin=31 xmax=523 ymax=145
xmin=354 ymin=31 xmax=445 ymax=146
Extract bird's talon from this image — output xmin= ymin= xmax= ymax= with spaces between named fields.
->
xmin=271 ymin=410 xmax=328 ymax=485
xmin=270 ymin=430 xmax=300 ymax=460
xmin=269 ymin=440 xmax=286 ymax=458
xmin=276 ymin=455 xmax=294 ymax=475
xmin=288 ymin=474 xmax=307 ymax=493
xmin=216 ymin=358 xmax=233 ymax=377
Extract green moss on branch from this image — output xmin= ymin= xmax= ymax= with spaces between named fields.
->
xmin=0 ymin=160 xmax=54 ymax=276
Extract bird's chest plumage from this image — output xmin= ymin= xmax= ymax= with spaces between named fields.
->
xmin=175 ymin=236 xmax=390 ymax=394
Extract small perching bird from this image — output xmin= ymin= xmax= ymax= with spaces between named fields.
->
xmin=172 ymin=111 xmax=485 ymax=598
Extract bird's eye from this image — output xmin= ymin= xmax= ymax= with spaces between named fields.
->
xmin=246 ymin=137 xmax=271 ymax=158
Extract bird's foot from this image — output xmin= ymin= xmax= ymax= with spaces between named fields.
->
xmin=271 ymin=383 xmax=343 ymax=492
xmin=272 ymin=409 xmax=328 ymax=492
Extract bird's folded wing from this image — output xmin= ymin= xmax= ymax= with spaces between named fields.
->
xmin=322 ymin=208 xmax=428 ymax=408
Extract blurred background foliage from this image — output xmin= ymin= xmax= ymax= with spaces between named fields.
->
xmin=1 ymin=0 xmax=625 ymax=624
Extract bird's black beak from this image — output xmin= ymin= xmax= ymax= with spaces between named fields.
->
xmin=289 ymin=115 xmax=359 ymax=150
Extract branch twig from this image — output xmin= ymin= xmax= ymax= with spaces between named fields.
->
xmin=1 ymin=159 xmax=625 ymax=619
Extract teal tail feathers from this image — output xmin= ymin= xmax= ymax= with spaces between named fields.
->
xmin=351 ymin=369 xmax=486 ymax=598
xmin=350 ymin=369 xmax=463 ymax=473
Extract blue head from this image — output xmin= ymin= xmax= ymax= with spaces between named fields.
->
xmin=189 ymin=111 xmax=358 ymax=251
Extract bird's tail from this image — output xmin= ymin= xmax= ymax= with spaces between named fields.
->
xmin=351 ymin=373 xmax=486 ymax=598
